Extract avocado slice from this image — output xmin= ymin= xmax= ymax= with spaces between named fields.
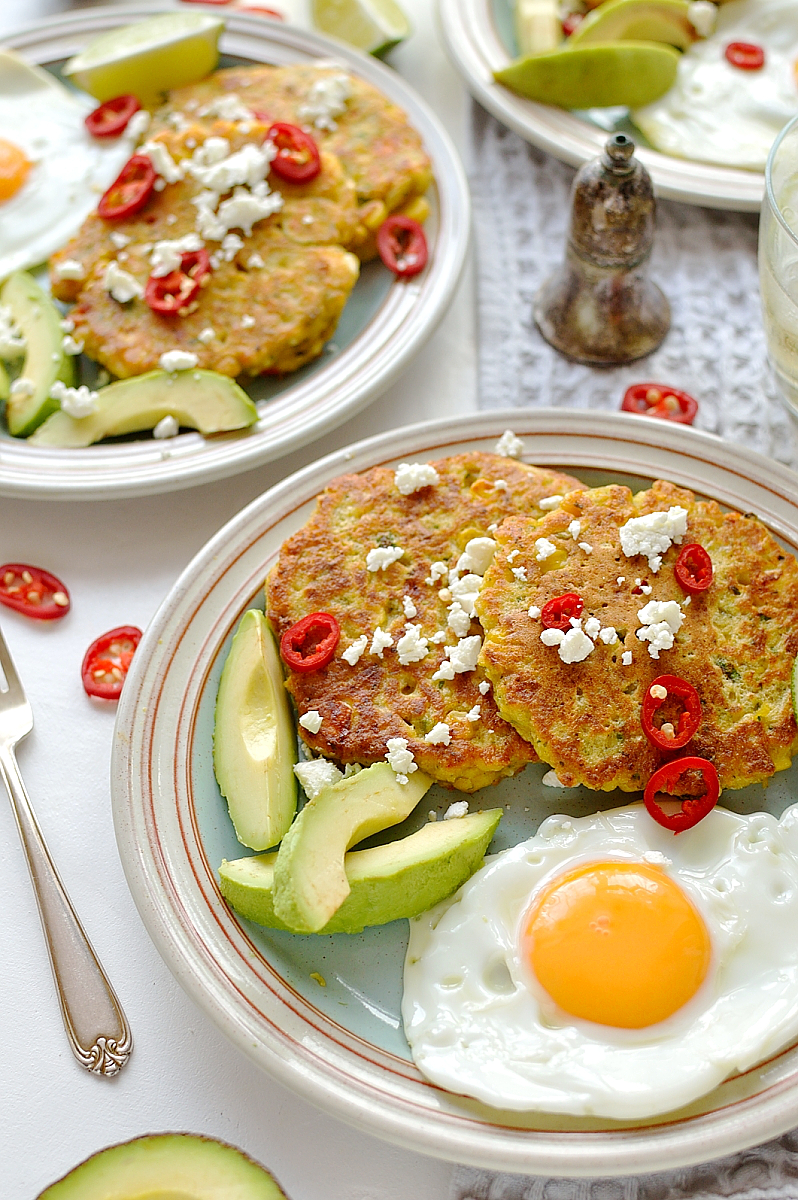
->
xmin=273 ymin=762 xmax=433 ymax=933
xmin=36 ymin=1132 xmax=289 ymax=1199
xmin=28 ymin=368 xmax=258 ymax=447
xmin=567 ymin=0 xmax=696 ymax=50
xmin=1 ymin=271 xmax=75 ymax=437
xmin=221 ymin=809 xmax=503 ymax=934
xmin=0 ymin=361 xmax=9 ymax=403
xmin=494 ymin=41 xmax=680 ymax=108
xmin=213 ymin=610 xmax=297 ymax=852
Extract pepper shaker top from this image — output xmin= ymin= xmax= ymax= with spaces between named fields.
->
xmin=534 ymin=133 xmax=670 ymax=365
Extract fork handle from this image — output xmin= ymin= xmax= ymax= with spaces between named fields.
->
xmin=0 ymin=746 xmax=132 ymax=1076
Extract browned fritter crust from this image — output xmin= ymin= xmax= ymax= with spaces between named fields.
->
xmin=156 ymin=64 xmax=433 ymax=259
xmin=50 ymin=124 xmax=360 ymax=378
xmin=267 ymin=453 xmax=584 ymax=792
xmin=477 ymin=479 xmax=798 ymax=792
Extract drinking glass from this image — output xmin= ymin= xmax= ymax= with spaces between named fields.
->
xmin=760 ymin=113 xmax=798 ymax=417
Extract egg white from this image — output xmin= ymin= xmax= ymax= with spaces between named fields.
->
xmin=0 ymin=51 xmax=136 ymax=280
xmin=402 ymin=802 xmax=798 ymax=1118
xmin=633 ymin=0 xmax=798 ymax=171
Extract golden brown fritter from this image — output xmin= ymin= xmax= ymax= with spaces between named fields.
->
xmin=477 ymin=479 xmax=798 ymax=792
xmin=50 ymin=122 xmax=360 ymax=378
xmin=267 ymin=452 xmax=583 ymax=793
xmin=155 ymin=64 xmax=433 ymax=260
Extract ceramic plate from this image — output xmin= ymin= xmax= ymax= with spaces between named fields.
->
xmin=113 ymin=410 xmax=798 ymax=1175
xmin=438 ymin=0 xmax=766 ymax=212
xmin=0 ymin=6 xmax=468 ymax=500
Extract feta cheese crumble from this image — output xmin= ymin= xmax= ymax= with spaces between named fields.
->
xmin=159 ymin=350 xmax=199 ymax=372
xmin=342 ymin=634 xmax=367 ymax=665
xmin=528 ymin=605 xmax=541 ymax=619
xmin=402 ymin=595 xmax=418 ymax=619
xmin=49 ymin=380 xmax=98 ymax=419
xmin=578 ymin=543 xmax=593 ymax=555
xmin=599 ymin=626 xmax=618 ymax=645
xmin=636 ymin=599 xmax=685 ymax=659
xmin=511 ymin=566 xmax=528 ymax=581
xmin=153 ymin=415 xmax=179 ymax=440
xmin=370 ymin=627 xmax=393 ymax=658
xmin=62 ymin=335 xmax=84 ymax=356
xmin=385 ymin=736 xmax=417 ymax=785
xmin=198 ymin=327 xmax=216 ymax=344
xmin=621 ymin=650 xmax=633 ymax=666
xmin=366 ymin=546 xmax=404 ymax=571
xmin=53 ymin=258 xmax=85 ymax=281
xmin=479 ymin=680 xmax=491 ymax=695
xmin=294 ymin=758 xmax=342 ymax=799
xmin=444 ymin=801 xmax=469 ymax=819
xmin=424 ymin=723 xmax=451 ymax=746
xmin=495 ymin=429 xmax=524 ymax=458
xmin=455 ymin=537 xmax=496 ymax=576
xmin=584 ymin=616 xmax=601 ymax=639
xmin=540 ymin=625 xmax=595 ymax=663
xmin=397 ymin=623 xmax=429 ymax=665
xmin=298 ymin=73 xmax=352 ymax=131
xmin=568 ymin=519 xmax=581 ymax=539
xmin=0 ymin=306 xmax=26 ymax=358
xmin=539 ymin=495 xmax=563 ymax=510
xmin=426 ymin=561 xmax=448 ymax=585
xmin=688 ymin=0 xmax=717 ymax=36
xmin=299 ymin=709 xmax=323 ymax=734
xmin=619 ymin=507 xmax=688 ymax=572
xmin=149 ymin=233 xmax=203 ymax=278
xmin=395 ymin=461 xmax=440 ymax=495
xmin=447 ymin=602 xmax=472 ymax=637
xmin=9 ymin=377 xmax=34 ymax=399
xmin=104 ymin=261 xmax=143 ymax=303
xmin=534 ymin=537 xmax=558 ymax=562
xmin=432 ymin=634 xmax=482 ymax=680
xmin=466 ymin=704 xmax=481 ymax=722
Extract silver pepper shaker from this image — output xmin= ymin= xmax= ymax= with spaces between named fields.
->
xmin=534 ymin=133 xmax=670 ymax=364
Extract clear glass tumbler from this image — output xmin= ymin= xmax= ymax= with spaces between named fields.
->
xmin=760 ymin=113 xmax=798 ymax=417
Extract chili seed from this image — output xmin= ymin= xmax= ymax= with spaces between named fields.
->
xmin=650 ymin=684 xmax=668 ymax=700
xmin=21 ymin=571 xmax=32 ymax=584
xmin=53 ymin=592 xmax=69 ymax=607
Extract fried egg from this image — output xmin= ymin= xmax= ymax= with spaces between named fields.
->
xmin=0 ymin=51 xmax=135 ymax=279
xmin=633 ymin=0 xmax=798 ymax=171
xmin=403 ymin=802 xmax=798 ymax=1118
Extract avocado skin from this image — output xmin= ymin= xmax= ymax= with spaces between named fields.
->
xmin=1 ymin=271 xmax=75 ymax=437
xmin=213 ymin=610 xmax=297 ymax=851
xmin=494 ymin=41 xmax=680 ymax=109
xmin=273 ymin=761 xmax=433 ymax=933
xmin=29 ymin=368 xmax=258 ymax=448
xmin=36 ymin=1132 xmax=289 ymax=1199
xmin=220 ymin=809 xmax=503 ymax=934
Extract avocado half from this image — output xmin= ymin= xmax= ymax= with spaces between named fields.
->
xmin=36 ymin=1133 xmax=289 ymax=1199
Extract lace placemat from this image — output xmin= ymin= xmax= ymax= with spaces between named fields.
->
xmin=471 ymin=104 xmax=798 ymax=470
xmin=456 ymin=103 xmax=798 ymax=1200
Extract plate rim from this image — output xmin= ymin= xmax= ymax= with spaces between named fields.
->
xmin=0 ymin=4 xmax=470 ymax=500
xmin=112 ymin=408 xmax=798 ymax=1177
xmin=437 ymin=0 xmax=765 ymax=212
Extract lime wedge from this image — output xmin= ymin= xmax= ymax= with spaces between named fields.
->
xmin=63 ymin=12 xmax=225 ymax=104
xmin=311 ymin=0 xmax=411 ymax=55
xmin=792 ymin=654 xmax=798 ymax=724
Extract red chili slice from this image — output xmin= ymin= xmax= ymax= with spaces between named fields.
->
xmin=280 ymin=612 xmax=340 ymax=673
xmin=81 ymin=625 xmax=142 ymax=700
xmin=267 ymin=122 xmax=321 ymax=184
xmin=562 ymin=13 xmax=583 ymax=35
xmin=377 ymin=215 xmax=429 ymax=279
xmin=98 ymin=155 xmax=156 ymax=220
xmin=644 ymin=756 xmax=719 ymax=833
xmin=725 ymin=41 xmax=765 ymax=70
xmin=674 ymin=543 xmax=713 ymax=595
xmin=145 ymin=249 xmax=211 ymax=315
xmin=85 ymin=94 xmax=141 ymax=139
xmin=621 ymin=383 xmax=698 ymax=425
xmin=641 ymin=674 xmax=701 ymax=751
xmin=0 ymin=563 xmax=70 ymax=621
xmin=541 ymin=593 xmax=584 ymax=631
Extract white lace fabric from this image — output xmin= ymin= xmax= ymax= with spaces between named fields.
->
xmin=471 ymin=104 xmax=798 ymax=470
xmin=458 ymin=103 xmax=798 ymax=1199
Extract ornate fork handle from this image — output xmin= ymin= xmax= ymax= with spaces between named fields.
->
xmin=0 ymin=746 xmax=132 ymax=1076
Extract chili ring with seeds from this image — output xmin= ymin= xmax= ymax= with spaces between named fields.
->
xmin=82 ymin=626 xmax=142 ymax=700
xmin=0 ymin=564 xmax=70 ymax=620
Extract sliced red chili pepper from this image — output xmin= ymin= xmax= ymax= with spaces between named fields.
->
xmin=674 ymin=543 xmax=713 ymax=595
xmin=377 ymin=215 xmax=429 ymax=279
xmin=644 ymin=756 xmax=719 ymax=834
xmin=98 ymin=154 xmax=156 ymax=220
xmin=541 ymin=593 xmax=584 ymax=631
xmin=280 ymin=612 xmax=340 ymax=673
xmin=145 ymin=249 xmax=211 ymax=315
xmin=621 ymin=383 xmax=698 ymax=425
xmin=641 ymin=674 xmax=701 ymax=751
xmin=562 ymin=13 xmax=583 ymax=35
xmin=81 ymin=625 xmax=142 ymax=700
xmin=725 ymin=41 xmax=765 ymax=70
xmin=85 ymin=94 xmax=141 ymax=139
xmin=267 ymin=122 xmax=321 ymax=184
xmin=0 ymin=563 xmax=70 ymax=621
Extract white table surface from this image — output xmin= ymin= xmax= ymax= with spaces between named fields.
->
xmin=0 ymin=3 xmax=477 ymax=1195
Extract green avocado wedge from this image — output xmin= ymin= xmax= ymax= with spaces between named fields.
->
xmin=36 ymin=1133 xmax=290 ymax=1199
xmin=273 ymin=761 xmax=433 ymax=933
xmin=494 ymin=41 xmax=680 ymax=109
xmin=1 ymin=271 xmax=76 ymax=437
xmin=567 ymin=0 xmax=697 ymax=50
xmin=221 ymin=809 xmax=503 ymax=934
xmin=213 ymin=610 xmax=297 ymax=852
xmin=28 ymin=368 xmax=258 ymax=447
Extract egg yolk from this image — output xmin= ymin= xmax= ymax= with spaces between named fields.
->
xmin=523 ymin=861 xmax=711 ymax=1029
xmin=0 ymin=139 xmax=31 ymax=203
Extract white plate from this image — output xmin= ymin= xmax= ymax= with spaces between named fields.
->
xmin=113 ymin=409 xmax=798 ymax=1177
xmin=438 ymin=0 xmax=766 ymax=211
xmin=0 ymin=6 xmax=469 ymax=500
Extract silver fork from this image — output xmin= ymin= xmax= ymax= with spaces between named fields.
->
xmin=0 ymin=623 xmax=132 ymax=1076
